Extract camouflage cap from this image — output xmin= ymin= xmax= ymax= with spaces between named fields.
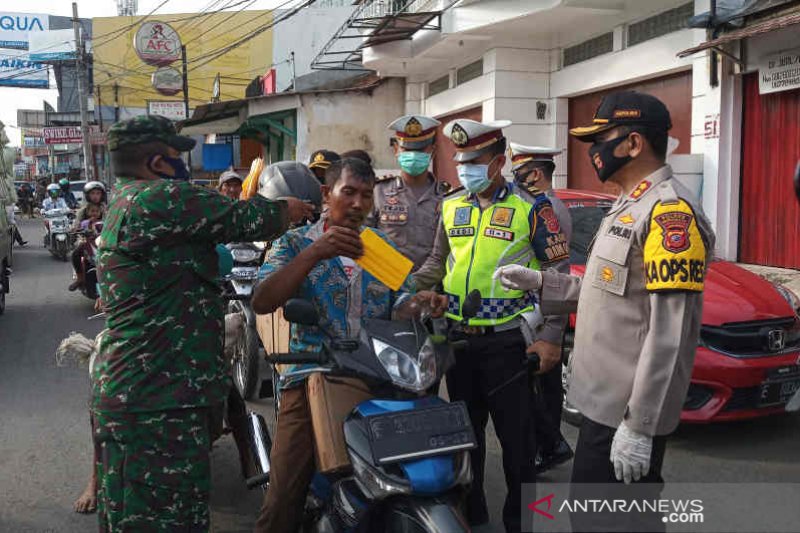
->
xmin=107 ymin=115 xmax=196 ymax=152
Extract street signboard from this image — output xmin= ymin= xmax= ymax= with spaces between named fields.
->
xmin=151 ymin=66 xmax=183 ymax=96
xmin=0 ymin=48 xmax=48 ymax=88
xmin=0 ymin=12 xmax=48 ymax=49
xmin=134 ymin=21 xmax=181 ymax=66
xmin=29 ymin=29 xmax=76 ymax=62
xmin=147 ymin=100 xmax=187 ymax=121
xmin=759 ymin=47 xmax=800 ymax=95
xmin=42 ymin=125 xmax=102 ymax=145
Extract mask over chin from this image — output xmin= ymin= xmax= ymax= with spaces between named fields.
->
xmin=148 ymin=154 xmax=191 ymax=181
xmin=588 ymin=135 xmax=632 ymax=183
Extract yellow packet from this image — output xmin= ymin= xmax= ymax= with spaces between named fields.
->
xmin=240 ymin=157 xmax=264 ymax=200
xmin=355 ymin=228 xmax=413 ymax=291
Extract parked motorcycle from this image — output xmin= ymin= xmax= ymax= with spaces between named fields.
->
xmin=43 ymin=208 xmax=73 ymax=261
xmin=224 ymin=241 xmax=267 ymax=400
xmin=248 ymin=292 xmax=491 ymax=532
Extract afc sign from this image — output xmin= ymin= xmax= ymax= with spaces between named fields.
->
xmin=133 ymin=21 xmax=182 ymax=66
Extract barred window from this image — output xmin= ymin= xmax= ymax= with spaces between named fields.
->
xmin=456 ymin=59 xmax=483 ymax=86
xmin=428 ymin=75 xmax=450 ymax=97
xmin=628 ymin=3 xmax=694 ymax=47
xmin=563 ymin=32 xmax=613 ymax=67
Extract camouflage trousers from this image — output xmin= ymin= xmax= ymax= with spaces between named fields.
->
xmin=92 ymin=408 xmax=212 ymax=532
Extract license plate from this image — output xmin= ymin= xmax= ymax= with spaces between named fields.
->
xmin=759 ymin=378 xmax=800 ymax=407
xmin=366 ymin=402 xmax=477 ymax=465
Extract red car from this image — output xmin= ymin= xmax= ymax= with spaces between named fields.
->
xmin=556 ymin=189 xmax=800 ymax=423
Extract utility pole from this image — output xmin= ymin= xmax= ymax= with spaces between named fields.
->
xmin=113 ymin=82 xmax=120 ymax=122
xmin=95 ymin=85 xmax=107 ymax=181
xmin=181 ymin=44 xmax=192 ymax=171
xmin=72 ymin=2 xmax=94 ymax=181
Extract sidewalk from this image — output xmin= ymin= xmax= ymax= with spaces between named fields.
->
xmin=737 ymin=263 xmax=800 ymax=296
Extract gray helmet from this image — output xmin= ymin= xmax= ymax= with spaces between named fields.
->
xmin=258 ymin=161 xmax=322 ymax=212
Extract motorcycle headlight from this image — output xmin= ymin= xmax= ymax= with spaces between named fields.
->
xmin=775 ymin=284 xmax=800 ymax=317
xmin=372 ymin=338 xmax=437 ymax=392
xmin=349 ymin=450 xmax=410 ymax=500
xmin=230 ymin=248 xmax=261 ymax=263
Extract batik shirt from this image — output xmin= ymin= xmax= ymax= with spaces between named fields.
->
xmin=258 ymin=220 xmax=414 ymax=388
xmin=92 ymin=178 xmax=289 ymax=413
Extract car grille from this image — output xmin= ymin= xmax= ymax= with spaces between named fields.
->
xmin=699 ymin=317 xmax=800 ymax=357
xmin=721 ymin=387 xmax=761 ymax=412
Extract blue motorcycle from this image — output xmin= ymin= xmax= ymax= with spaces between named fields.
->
xmin=247 ymin=293 xmax=487 ymax=532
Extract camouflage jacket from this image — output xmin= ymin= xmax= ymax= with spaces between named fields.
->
xmin=91 ymin=177 xmax=289 ymax=413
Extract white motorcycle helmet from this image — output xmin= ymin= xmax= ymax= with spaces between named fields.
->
xmin=46 ymin=183 xmax=60 ymax=197
xmin=83 ymin=181 xmax=106 ymax=195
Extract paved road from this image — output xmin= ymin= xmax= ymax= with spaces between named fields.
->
xmin=1 ymin=217 xmax=799 ymax=532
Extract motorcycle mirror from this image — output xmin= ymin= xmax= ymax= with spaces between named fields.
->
xmin=461 ymin=290 xmax=482 ymax=320
xmin=283 ymin=299 xmax=319 ymax=326
xmin=794 ymin=161 xmax=800 ymax=203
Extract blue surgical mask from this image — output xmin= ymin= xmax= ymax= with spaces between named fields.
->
xmin=149 ymin=154 xmax=191 ymax=181
xmin=456 ymin=158 xmax=495 ymax=193
xmin=397 ymin=151 xmax=431 ymax=176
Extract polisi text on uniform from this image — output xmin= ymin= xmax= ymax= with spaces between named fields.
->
xmin=645 ymin=258 xmax=705 ymax=285
xmin=607 ymin=225 xmax=632 ymax=239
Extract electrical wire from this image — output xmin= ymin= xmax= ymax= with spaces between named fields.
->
xmin=90 ymin=0 xmax=174 ymax=48
xmin=187 ymin=0 xmax=314 ymax=71
xmin=178 ymin=0 xmax=267 ymax=50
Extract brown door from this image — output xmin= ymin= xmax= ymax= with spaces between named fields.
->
xmin=739 ymin=73 xmax=800 ymax=268
xmin=433 ymin=106 xmax=482 ymax=188
xmin=567 ymin=71 xmax=693 ymax=194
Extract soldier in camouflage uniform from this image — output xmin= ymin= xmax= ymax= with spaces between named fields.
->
xmin=91 ymin=115 xmax=313 ymax=532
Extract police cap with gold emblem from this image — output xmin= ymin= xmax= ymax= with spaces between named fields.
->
xmin=388 ymin=115 xmax=441 ymax=150
xmin=308 ymin=149 xmax=341 ymax=170
xmin=569 ymin=91 xmax=672 ymax=142
xmin=443 ymin=119 xmax=512 ymax=162
xmin=508 ymin=142 xmax=562 ymax=172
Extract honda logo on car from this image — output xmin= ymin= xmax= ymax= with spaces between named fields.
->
xmin=767 ymin=329 xmax=786 ymax=352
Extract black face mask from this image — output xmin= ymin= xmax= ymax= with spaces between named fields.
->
xmin=588 ymin=135 xmax=632 ymax=183
xmin=147 ymin=154 xmax=191 ymax=181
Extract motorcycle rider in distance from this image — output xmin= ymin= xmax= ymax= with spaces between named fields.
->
xmin=43 ymin=183 xmax=68 ymax=211
xmin=69 ymin=182 xmax=107 ymax=292
xmin=59 ymin=178 xmax=79 ymax=209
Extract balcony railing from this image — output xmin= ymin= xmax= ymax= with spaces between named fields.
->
xmin=360 ymin=0 xmax=443 ymax=19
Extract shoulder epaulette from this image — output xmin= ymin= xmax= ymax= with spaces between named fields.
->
xmin=375 ymin=174 xmax=398 ymax=184
xmin=444 ymin=185 xmax=465 ymax=197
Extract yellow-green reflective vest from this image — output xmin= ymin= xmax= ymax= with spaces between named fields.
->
xmin=442 ymin=189 xmax=540 ymax=326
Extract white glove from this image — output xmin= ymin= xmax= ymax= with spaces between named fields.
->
xmin=492 ymin=265 xmax=542 ymax=291
xmin=610 ymin=420 xmax=652 ymax=484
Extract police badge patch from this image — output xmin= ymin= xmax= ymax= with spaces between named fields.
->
xmin=490 ymin=207 xmax=514 ymax=227
xmin=654 ymin=211 xmax=693 ymax=253
xmin=454 ymin=206 xmax=472 ymax=226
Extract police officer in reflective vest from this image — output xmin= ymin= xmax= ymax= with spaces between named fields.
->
xmin=508 ymin=143 xmax=575 ymax=475
xmin=367 ymin=115 xmax=449 ymax=271
xmin=495 ymin=92 xmax=715 ymax=532
xmin=414 ymin=119 xmax=569 ymax=533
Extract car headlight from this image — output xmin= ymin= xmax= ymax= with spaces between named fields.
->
xmin=372 ymin=338 xmax=437 ymax=392
xmin=349 ymin=450 xmax=410 ymax=500
xmin=230 ymin=248 xmax=260 ymax=263
xmin=774 ymin=284 xmax=800 ymax=317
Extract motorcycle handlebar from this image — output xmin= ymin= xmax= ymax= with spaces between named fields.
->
xmin=272 ymin=352 xmax=328 ymax=365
